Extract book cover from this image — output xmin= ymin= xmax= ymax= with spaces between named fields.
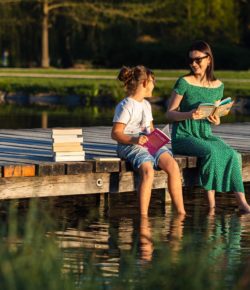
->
xmin=53 ymin=142 xmax=83 ymax=147
xmin=53 ymin=144 xmax=83 ymax=152
xmin=52 ymin=128 xmax=83 ymax=135
xmin=52 ymin=136 xmax=83 ymax=143
xmin=93 ymin=157 xmax=121 ymax=161
xmin=143 ymin=128 xmax=171 ymax=155
xmin=198 ymin=97 xmax=234 ymax=118
xmin=54 ymin=151 xmax=85 ymax=157
xmin=54 ymin=154 xmax=85 ymax=162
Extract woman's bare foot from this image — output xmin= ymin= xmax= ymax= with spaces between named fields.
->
xmin=235 ymin=192 xmax=250 ymax=214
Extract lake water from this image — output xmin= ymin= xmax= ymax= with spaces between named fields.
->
xmin=0 ymin=96 xmax=250 ymax=129
xmin=6 ymin=185 xmax=249 ymax=289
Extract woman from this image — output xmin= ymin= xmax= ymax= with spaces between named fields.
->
xmin=112 ymin=65 xmax=186 ymax=216
xmin=167 ymin=40 xmax=250 ymax=213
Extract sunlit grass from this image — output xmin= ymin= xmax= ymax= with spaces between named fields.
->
xmin=1 ymin=68 xmax=250 ymax=79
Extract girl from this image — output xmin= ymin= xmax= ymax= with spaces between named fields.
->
xmin=112 ymin=65 xmax=186 ymax=216
xmin=167 ymin=40 xmax=250 ymax=213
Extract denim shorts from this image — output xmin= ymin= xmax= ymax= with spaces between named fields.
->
xmin=117 ymin=143 xmax=172 ymax=170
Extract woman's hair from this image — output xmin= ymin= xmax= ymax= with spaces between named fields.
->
xmin=117 ymin=65 xmax=154 ymax=95
xmin=188 ymin=40 xmax=216 ymax=81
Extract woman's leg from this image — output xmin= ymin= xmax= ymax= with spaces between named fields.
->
xmin=138 ymin=161 xmax=154 ymax=216
xmin=234 ymin=192 xmax=250 ymax=213
xmin=158 ymin=153 xmax=186 ymax=215
xmin=206 ymin=190 xmax=215 ymax=208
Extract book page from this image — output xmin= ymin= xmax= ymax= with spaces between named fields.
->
xmin=197 ymin=104 xmax=215 ymax=118
xmin=213 ymin=102 xmax=233 ymax=117
xmin=219 ymin=97 xmax=232 ymax=106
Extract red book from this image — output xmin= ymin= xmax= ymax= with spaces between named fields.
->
xmin=143 ymin=128 xmax=171 ymax=155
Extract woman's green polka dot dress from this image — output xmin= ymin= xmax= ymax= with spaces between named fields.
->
xmin=171 ymin=77 xmax=244 ymax=193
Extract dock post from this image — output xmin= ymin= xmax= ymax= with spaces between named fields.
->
xmin=98 ymin=192 xmax=110 ymax=217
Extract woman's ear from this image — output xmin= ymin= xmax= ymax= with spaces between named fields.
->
xmin=207 ymin=56 xmax=211 ymax=66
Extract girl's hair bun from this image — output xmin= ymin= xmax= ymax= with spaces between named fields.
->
xmin=117 ymin=65 xmax=154 ymax=95
xmin=117 ymin=66 xmax=133 ymax=84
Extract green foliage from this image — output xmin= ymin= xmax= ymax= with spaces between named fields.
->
xmin=0 ymin=0 xmax=249 ymax=68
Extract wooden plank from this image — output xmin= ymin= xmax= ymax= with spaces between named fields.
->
xmin=242 ymin=164 xmax=250 ymax=182
xmin=37 ymin=163 xmax=65 ymax=177
xmin=120 ymin=156 xmax=188 ymax=172
xmin=0 ymin=173 xmax=110 ymax=199
xmin=3 ymin=164 xmax=35 ymax=177
xmin=181 ymin=168 xmax=199 ymax=187
xmin=0 ymin=125 xmax=249 ymax=165
xmin=242 ymin=153 xmax=250 ymax=164
xmin=242 ymin=153 xmax=250 ymax=182
xmin=66 ymin=161 xmax=93 ymax=175
xmin=187 ymin=156 xmax=197 ymax=168
xmin=110 ymin=170 xmax=168 ymax=193
xmin=120 ymin=160 xmax=133 ymax=172
xmin=95 ymin=161 xmax=120 ymax=173
xmin=113 ymin=172 xmax=138 ymax=193
xmin=174 ymin=155 xmax=187 ymax=169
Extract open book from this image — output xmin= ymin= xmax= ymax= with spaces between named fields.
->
xmin=143 ymin=128 xmax=171 ymax=155
xmin=197 ymin=97 xmax=234 ymax=118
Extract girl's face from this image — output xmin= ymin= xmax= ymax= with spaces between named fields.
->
xmin=145 ymin=76 xmax=155 ymax=98
xmin=188 ymin=50 xmax=211 ymax=76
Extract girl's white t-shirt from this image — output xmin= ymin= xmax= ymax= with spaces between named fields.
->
xmin=113 ymin=97 xmax=153 ymax=136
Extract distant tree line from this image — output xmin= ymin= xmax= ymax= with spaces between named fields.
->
xmin=0 ymin=0 xmax=250 ymax=69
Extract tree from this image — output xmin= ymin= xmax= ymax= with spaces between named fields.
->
xmin=1 ymin=0 xmax=166 ymax=67
xmin=40 ymin=0 xmax=175 ymax=68
xmin=0 ymin=0 xmax=247 ymax=68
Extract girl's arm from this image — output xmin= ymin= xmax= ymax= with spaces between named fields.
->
xmin=166 ymin=91 xmax=203 ymax=121
xmin=150 ymin=121 xmax=154 ymax=132
xmin=111 ymin=122 xmax=148 ymax=145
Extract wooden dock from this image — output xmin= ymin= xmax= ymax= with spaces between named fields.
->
xmin=0 ymin=123 xmax=249 ymax=200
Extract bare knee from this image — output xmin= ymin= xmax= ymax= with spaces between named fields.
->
xmin=139 ymin=162 xmax=154 ymax=180
xmin=167 ymin=159 xmax=180 ymax=176
xmin=159 ymin=154 xmax=180 ymax=175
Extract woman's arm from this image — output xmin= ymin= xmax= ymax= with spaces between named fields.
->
xmin=111 ymin=122 xmax=148 ymax=145
xmin=166 ymin=91 xmax=203 ymax=121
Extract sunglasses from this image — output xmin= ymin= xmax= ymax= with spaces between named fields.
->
xmin=188 ymin=55 xmax=208 ymax=64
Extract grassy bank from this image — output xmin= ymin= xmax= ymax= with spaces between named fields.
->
xmin=0 ymin=69 xmax=250 ymax=106
xmin=1 ymin=68 xmax=250 ymax=79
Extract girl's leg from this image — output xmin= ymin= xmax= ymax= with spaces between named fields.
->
xmin=158 ymin=153 xmax=186 ymax=215
xmin=206 ymin=190 xmax=215 ymax=208
xmin=138 ymin=161 xmax=154 ymax=216
xmin=234 ymin=192 xmax=250 ymax=213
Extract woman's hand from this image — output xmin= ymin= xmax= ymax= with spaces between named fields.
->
xmin=207 ymin=114 xmax=220 ymax=125
xmin=137 ymin=135 xmax=148 ymax=146
xmin=190 ymin=109 xmax=204 ymax=120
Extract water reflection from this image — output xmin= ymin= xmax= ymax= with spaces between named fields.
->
xmin=40 ymin=187 xmax=248 ymax=284
xmin=0 ymin=96 xmax=250 ymax=129
xmin=1 ymin=186 xmax=249 ymax=287
xmin=139 ymin=216 xmax=154 ymax=262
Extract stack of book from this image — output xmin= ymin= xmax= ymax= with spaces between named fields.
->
xmin=52 ymin=128 xmax=85 ymax=162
